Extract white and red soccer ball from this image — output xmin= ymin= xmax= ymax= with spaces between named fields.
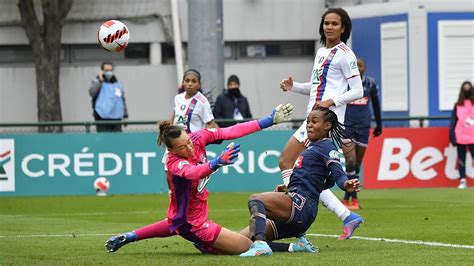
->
xmin=97 ymin=20 xmax=130 ymax=52
xmin=94 ymin=177 xmax=110 ymax=195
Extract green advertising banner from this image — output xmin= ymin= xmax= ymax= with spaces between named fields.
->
xmin=0 ymin=131 xmax=296 ymax=196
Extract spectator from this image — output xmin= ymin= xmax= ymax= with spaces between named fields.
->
xmin=89 ymin=62 xmax=128 ymax=132
xmin=449 ymin=80 xmax=474 ymax=189
xmin=213 ymin=75 xmax=252 ymax=127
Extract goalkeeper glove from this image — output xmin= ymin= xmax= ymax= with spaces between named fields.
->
xmin=209 ymin=142 xmax=241 ymax=171
xmin=258 ymin=103 xmax=294 ymax=129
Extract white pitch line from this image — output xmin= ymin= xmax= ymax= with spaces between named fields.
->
xmin=0 ymin=233 xmax=112 ymax=238
xmin=1 ymin=232 xmax=473 ymax=250
xmin=307 ymin=233 xmax=474 ymax=249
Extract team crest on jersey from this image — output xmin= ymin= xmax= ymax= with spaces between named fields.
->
xmin=294 ymin=155 xmax=304 ymax=168
xmin=178 ymin=160 xmax=189 ymax=169
xmin=329 ymin=150 xmax=340 ymax=159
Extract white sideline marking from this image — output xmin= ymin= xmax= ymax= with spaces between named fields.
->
xmin=0 ymin=233 xmax=112 ymax=238
xmin=0 ymin=209 xmax=247 ymax=217
xmin=1 ymin=232 xmax=473 ymax=250
xmin=307 ymin=233 xmax=474 ymax=249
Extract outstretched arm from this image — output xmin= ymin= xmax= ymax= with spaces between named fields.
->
xmin=200 ymin=104 xmax=294 ymax=145
xmin=280 ymin=76 xmax=312 ymax=95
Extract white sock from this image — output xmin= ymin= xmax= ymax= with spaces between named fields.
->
xmin=288 ymin=243 xmax=294 ymax=252
xmin=319 ymin=189 xmax=350 ymax=221
xmin=281 ymin=169 xmax=292 ymax=186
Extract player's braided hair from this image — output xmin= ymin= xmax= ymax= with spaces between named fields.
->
xmin=157 ymin=121 xmax=184 ymax=148
xmin=314 ymin=106 xmax=353 ymax=149
xmin=319 ymin=7 xmax=352 ymax=45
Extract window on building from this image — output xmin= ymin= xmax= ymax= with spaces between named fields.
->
xmin=438 ymin=20 xmax=474 ymax=111
xmin=0 ymin=43 xmax=149 ymax=65
xmin=380 ymin=21 xmax=408 ymax=112
xmin=161 ymin=41 xmax=315 ymax=64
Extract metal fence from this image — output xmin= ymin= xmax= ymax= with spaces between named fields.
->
xmin=0 ymin=116 xmax=451 ymax=134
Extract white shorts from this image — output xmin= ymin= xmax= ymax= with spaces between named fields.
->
xmin=292 ymin=121 xmax=311 ymax=147
xmin=161 ymin=150 xmax=169 ymax=171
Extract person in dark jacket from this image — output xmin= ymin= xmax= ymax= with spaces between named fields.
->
xmin=213 ymin=75 xmax=252 ymax=127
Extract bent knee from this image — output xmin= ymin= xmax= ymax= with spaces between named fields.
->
xmin=278 ymin=154 xmax=294 ymax=170
xmin=249 ymin=194 xmax=263 ymax=202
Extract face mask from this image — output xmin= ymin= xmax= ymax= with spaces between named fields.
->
xmin=104 ymin=71 xmax=114 ymax=81
xmin=228 ymin=88 xmax=241 ymax=97
xmin=464 ymin=90 xmax=472 ymax=98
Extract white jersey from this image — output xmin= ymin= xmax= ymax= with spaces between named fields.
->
xmin=307 ymin=42 xmax=360 ymax=123
xmin=173 ymin=91 xmax=214 ymax=132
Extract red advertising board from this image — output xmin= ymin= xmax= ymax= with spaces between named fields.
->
xmin=363 ymin=127 xmax=473 ymax=189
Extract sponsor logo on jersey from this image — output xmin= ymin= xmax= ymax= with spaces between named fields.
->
xmin=294 ymin=155 xmax=304 ymax=168
xmin=197 ymin=176 xmax=211 ymax=193
xmin=178 ymin=160 xmax=189 ymax=170
xmin=349 ymin=96 xmax=369 ymax=105
xmin=329 ymin=150 xmax=340 ymax=159
xmin=350 ymin=60 xmax=357 ymax=69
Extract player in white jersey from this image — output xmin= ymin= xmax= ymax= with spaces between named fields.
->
xmin=172 ymin=69 xmax=217 ymax=132
xmin=278 ymin=7 xmax=364 ymax=241
xmin=162 ymin=69 xmax=217 ymax=175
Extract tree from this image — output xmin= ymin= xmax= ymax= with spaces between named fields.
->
xmin=17 ymin=0 xmax=73 ymax=132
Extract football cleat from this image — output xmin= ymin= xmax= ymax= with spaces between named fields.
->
xmin=240 ymin=241 xmax=273 ymax=257
xmin=338 ymin=212 xmax=363 ymax=240
xmin=350 ymin=199 xmax=360 ymax=210
xmin=291 ymin=235 xmax=319 ymax=253
xmin=105 ymin=231 xmax=137 ymax=252
xmin=342 ymin=199 xmax=350 ymax=208
xmin=458 ymin=178 xmax=467 ymax=189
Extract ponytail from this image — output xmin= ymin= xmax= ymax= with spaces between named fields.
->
xmin=314 ymin=107 xmax=353 ymax=148
xmin=157 ymin=121 xmax=183 ymax=148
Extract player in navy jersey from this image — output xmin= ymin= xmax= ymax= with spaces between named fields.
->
xmin=341 ymin=58 xmax=382 ymax=210
xmin=240 ymin=107 xmax=361 ymax=256
xmin=279 ymin=7 xmax=363 ymax=241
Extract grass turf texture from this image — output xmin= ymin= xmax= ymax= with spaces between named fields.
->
xmin=1 ymin=188 xmax=473 ymax=265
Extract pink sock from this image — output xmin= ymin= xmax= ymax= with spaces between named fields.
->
xmin=135 ymin=219 xmax=175 ymax=240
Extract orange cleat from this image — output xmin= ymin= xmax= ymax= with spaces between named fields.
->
xmin=350 ymin=199 xmax=360 ymax=210
xmin=342 ymin=199 xmax=350 ymax=208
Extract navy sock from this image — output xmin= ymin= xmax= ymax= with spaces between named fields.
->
xmin=268 ymin=242 xmax=289 ymax=252
xmin=248 ymin=199 xmax=267 ymax=242
xmin=343 ymin=192 xmax=350 ymax=200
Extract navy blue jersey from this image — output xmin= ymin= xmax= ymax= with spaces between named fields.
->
xmin=287 ymin=138 xmax=348 ymax=202
xmin=345 ymin=76 xmax=382 ymax=128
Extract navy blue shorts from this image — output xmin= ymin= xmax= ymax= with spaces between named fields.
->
xmin=270 ymin=193 xmax=318 ymax=240
xmin=344 ymin=126 xmax=370 ymax=146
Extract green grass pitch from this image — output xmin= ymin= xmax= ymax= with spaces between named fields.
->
xmin=1 ymin=188 xmax=473 ymax=265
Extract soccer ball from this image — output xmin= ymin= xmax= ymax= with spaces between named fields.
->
xmin=97 ymin=20 xmax=130 ymax=52
xmin=94 ymin=177 xmax=110 ymax=196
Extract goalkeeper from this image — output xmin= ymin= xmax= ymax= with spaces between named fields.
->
xmin=105 ymin=103 xmax=294 ymax=255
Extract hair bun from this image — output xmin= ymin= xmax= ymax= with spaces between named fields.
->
xmin=159 ymin=120 xmax=172 ymax=132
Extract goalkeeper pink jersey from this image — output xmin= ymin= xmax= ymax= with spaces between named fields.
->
xmin=165 ymin=120 xmax=262 ymax=232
